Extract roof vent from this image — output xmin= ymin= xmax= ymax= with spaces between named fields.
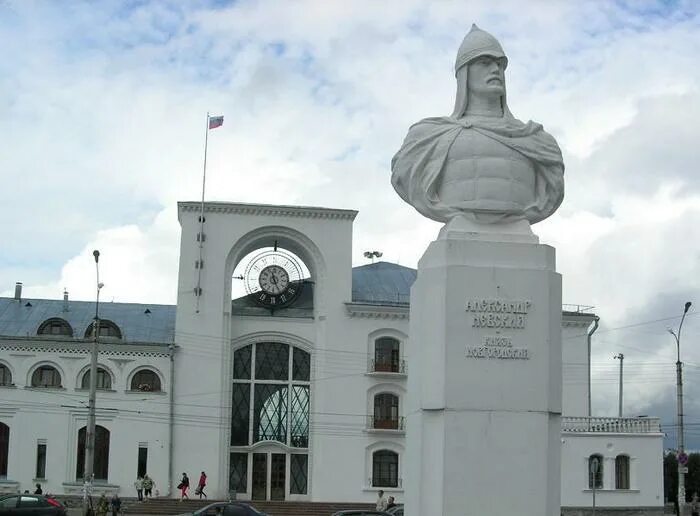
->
xmin=63 ymin=289 xmax=69 ymax=312
xmin=144 ymin=308 xmax=151 ymax=315
xmin=14 ymin=282 xmax=22 ymax=301
xmin=24 ymin=301 xmax=32 ymax=307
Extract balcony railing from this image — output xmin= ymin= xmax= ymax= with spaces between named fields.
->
xmin=367 ymin=415 xmax=406 ymax=431
xmin=369 ymin=477 xmax=403 ymax=488
xmin=561 ymin=416 xmax=661 ymax=433
xmin=368 ymin=359 xmax=407 ymax=374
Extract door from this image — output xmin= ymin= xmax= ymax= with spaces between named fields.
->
xmin=270 ymin=453 xmax=286 ymax=501
xmin=251 ymin=453 xmax=267 ymax=500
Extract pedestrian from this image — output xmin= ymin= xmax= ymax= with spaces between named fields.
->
xmin=196 ymin=472 xmax=207 ymax=499
xmin=142 ymin=475 xmax=154 ymax=500
xmin=110 ymin=493 xmax=121 ymax=516
xmin=386 ymin=495 xmax=396 ymax=509
xmin=692 ymin=493 xmax=699 ymax=516
xmin=178 ymin=472 xmax=190 ymax=501
xmin=375 ymin=490 xmax=387 ymax=511
xmin=134 ymin=476 xmax=144 ymax=502
xmin=33 ymin=484 xmax=42 ymax=495
xmin=96 ymin=494 xmax=109 ymax=516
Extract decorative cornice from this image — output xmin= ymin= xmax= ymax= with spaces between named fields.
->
xmin=178 ymin=201 xmax=358 ymax=221
xmin=345 ymin=302 xmax=409 ymax=320
xmin=0 ymin=338 xmax=172 ymax=358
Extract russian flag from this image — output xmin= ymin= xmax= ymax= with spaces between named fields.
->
xmin=208 ymin=115 xmax=224 ymax=130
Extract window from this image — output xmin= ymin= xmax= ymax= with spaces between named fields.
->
xmin=137 ymin=445 xmax=148 ymax=478
xmin=81 ymin=368 xmax=112 ymax=390
xmin=37 ymin=318 xmax=73 ymax=337
xmin=36 ymin=442 xmax=46 ymax=479
xmin=0 ymin=423 xmax=8 ymax=477
xmin=84 ymin=320 xmax=122 ymax=340
xmin=76 ymin=425 xmax=110 ymax=480
xmin=588 ymin=454 xmax=603 ymax=489
xmin=0 ymin=364 xmax=11 ymax=386
xmin=229 ymin=452 xmax=247 ymax=494
xmin=31 ymin=366 xmax=61 ymax=388
xmin=615 ymin=454 xmax=630 ymax=489
xmin=290 ymin=454 xmax=308 ymax=494
xmin=18 ymin=496 xmax=44 ymax=508
xmin=373 ymin=393 xmax=399 ymax=429
xmin=372 ymin=450 xmax=399 ymax=488
xmin=0 ymin=496 xmax=18 ymax=508
xmin=130 ymin=370 xmax=161 ymax=392
xmin=374 ymin=337 xmax=400 ymax=373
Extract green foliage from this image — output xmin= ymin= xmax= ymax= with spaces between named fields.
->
xmin=665 ymin=451 xmax=700 ymax=503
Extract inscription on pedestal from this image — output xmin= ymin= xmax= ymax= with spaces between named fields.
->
xmin=465 ymin=298 xmax=532 ymax=359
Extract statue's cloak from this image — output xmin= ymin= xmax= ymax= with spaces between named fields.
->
xmin=390 ymin=116 xmax=565 ymax=224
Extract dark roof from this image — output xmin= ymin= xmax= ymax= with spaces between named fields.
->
xmin=351 ymin=262 xmax=416 ymax=305
xmin=0 ymin=297 xmax=175 ymax=344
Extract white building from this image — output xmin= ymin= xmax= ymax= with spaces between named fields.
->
xmin=0 ymin=201 xmax=664 ymax=514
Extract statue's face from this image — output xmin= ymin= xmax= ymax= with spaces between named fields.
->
xmin=467 ymin=55 xmax=506 ymax=97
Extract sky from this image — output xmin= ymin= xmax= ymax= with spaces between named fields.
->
xmin=1 ymin=0 xmax=700 ymax=448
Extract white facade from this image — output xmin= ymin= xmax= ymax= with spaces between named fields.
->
xmin=0 ymin=201 xmax=663 ymax=512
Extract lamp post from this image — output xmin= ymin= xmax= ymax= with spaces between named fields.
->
xmin=668 ymin=301 xmax=692 ymax=516
xmin=83 ymin=250 xmax=103 ymax=516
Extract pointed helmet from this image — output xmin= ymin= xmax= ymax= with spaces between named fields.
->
xmin=455 ymin=24 xmax=508 ymax=73
xmin=452 ymin=24 xmax=511 ymax=118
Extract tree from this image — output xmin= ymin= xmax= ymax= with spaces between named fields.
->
xmin=665 ymin=452 xmax=678 ymax=504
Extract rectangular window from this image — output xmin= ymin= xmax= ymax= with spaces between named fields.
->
xmin=229 ymin=453 xmax=247 ymax=494
xmin=137 ymin=445 xmax=148 ymax=478
xmin=35 ymin=442 xmax=46 ymax=479
xmin=290 ymin=454 xmax=308 ymax=494
xmin=231 ymin=384 xmax=250 ymax=446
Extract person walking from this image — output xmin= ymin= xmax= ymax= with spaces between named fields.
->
xmin=96 ymin=494 xmax=109 ymax=516
xmin=134 ymin=476 xmax=144 ymax=502
xmin=33 ymin=484 xmax=42 ymax=495
xmin=178 ymin=472 xmax=190 ymax=501
xmin=110 ymin=493 xmax=121 ymax=516
xmin=196 ymin=472 xmax=207 ymax=499
xmin=376 ymin=490 xmax=387 ymax=511
xmin=142 ymin=475 xmax=154 ymax=500
xmin=386 ymin=495 xmax=396 ymax=509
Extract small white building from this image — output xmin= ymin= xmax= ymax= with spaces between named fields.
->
xmin=0 ymin=201 xmax=663 ymax=514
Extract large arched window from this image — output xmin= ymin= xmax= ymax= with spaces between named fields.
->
xmin=588 ymin=454 xmax=604 ymax=489
xmin=0 ymin=364 xmax=11 ymax=386
xmin=372 ymin=450 xmax=399 ymax=488
xmin=373 ymin=393 xmax=399 ymax=429
xmin=0 ymin=423 xmax=8 ymax=478
xmin=37 ymin=318 xmax=73 ymax=337
xmin=84 ymin=320 xmax=122 ymax=340
xmin=81 ymin=368 xmax=112 ymax=390
xmin=76 ymin=425 xmax=110 ymax=480
xmin=374 ymin=337 xmax=401 ymax=373
xmin=615 ymin=454 xmax=630 ymax=489
xmin=31 ymin=366 xmax=61 ymax=388
xmin=130 ymin=370 xmax=161 ymax=392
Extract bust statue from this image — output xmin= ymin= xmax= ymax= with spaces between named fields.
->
xmin=391 ymin=25 xmax=564 ymax=226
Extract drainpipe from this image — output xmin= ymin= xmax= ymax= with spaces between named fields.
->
xmin=167 ymin=344 xmax=175 ymax=497
xmin=587 ymin=316 xmax=600 ymax=418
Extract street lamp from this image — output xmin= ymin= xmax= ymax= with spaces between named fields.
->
xmin=668 ymin=301 xmax=692 ymax=516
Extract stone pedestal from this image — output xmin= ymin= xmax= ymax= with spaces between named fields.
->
xmin=404 ymin=229 xmax=562 ymax=516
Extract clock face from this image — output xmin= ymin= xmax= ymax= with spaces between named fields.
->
xmin=243 ymin=249 xmax=305 ymax=308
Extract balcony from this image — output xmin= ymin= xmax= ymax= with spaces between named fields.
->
xmin=561 ymin=416 xmax=661 ymax=434
xmin=368 ymin=359 xmax=407 ymax=376
xmin=366 ymin=415 xmax=406 ymax=433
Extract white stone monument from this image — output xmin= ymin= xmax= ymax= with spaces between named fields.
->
xmin=392 ymin=25 xmax=565 ymax=515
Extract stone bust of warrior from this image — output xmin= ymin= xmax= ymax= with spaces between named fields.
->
xmin=391 ymin=25 xmax=564 ymax=226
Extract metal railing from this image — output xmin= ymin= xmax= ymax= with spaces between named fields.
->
xmin=368 ymin=358 xmax=407 ymax=374
xmin=351 ymin=290 xmax=410 ymax=306
xmin=561 ymin=416 xmax=661 ymax=433
xmin=369 ymin=477 xmax=402 ymax=488
xmin=366 ymin=415 xmax=406 ymax=431
xmin=562 ymin=304 xmax=596 ymax=314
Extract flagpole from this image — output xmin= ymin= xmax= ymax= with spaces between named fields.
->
xmin=195 ymin=112 xmax=210 ymax=313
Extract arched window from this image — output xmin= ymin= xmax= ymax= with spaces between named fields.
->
xmin=31 ymin=366 xmax=61 ymax=388
xmin=372 ymin=450 xmax=399 ymax=488
xmin=374 ymin=337 xmax=400 ymax=373
xmin=81 ymin=368 xmax=112 ymax=390
xmin=0 ymin=423 xmax=8 ymax=477
xmin=615 ymin=454 xmax=630 ymax=489
xmin=0 ymin=364 xmax=11 ymax=386
xmin=76 ymin=425 xmax=110 ymax=480
xmin=84 ymin=320 xmax=122 ymax=340
xmin=130 ymin=370 xmax=161 ymax=392
xmin=373 ymin=393 xmax=399 ymax=429
xmin=37 ymin=318 xmax=73 ymax=337
xmin=588 ymin=454 xmax=604 ymax=489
